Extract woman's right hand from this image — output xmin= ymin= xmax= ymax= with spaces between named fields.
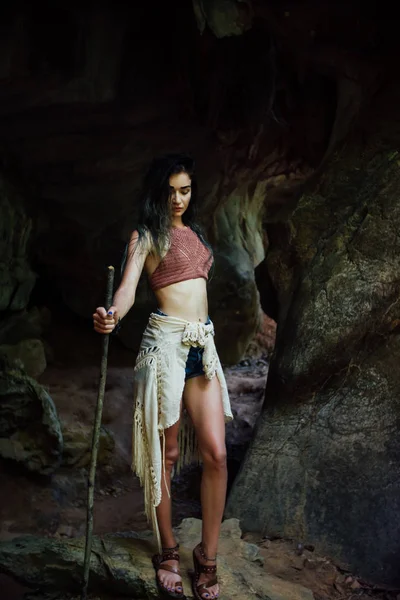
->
xmin=93 ymin=306 xmax=119 ymax=334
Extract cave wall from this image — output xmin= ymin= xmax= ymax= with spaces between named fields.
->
xmin=227 ymin=81 xmax=400 ymax=584
xmin=0 ymin=176 xmax=36 ymax=312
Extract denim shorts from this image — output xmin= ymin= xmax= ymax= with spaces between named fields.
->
xmin=156 ymin=309 xmax=210 ymax=380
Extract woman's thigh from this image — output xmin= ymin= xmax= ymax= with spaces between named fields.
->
xmin=182 ymin=375 xmax=226 ymax=456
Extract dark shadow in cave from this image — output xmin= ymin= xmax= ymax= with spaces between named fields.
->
xmin=255 ymin=259 xmax=279 ymax=323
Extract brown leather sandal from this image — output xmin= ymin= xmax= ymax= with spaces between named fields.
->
xmin=152 ymin=543 xmax=185 ymax=599
xmin=192 ymin=543 xmax=219 ymax=599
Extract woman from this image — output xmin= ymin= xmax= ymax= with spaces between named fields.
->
xmin=93 ymin=154 xmax=233 ymax=600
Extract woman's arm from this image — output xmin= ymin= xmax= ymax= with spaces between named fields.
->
xmin=93 ymin=230 xmax=150 ymax=334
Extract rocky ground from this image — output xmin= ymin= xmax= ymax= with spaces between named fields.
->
xmin=1 ymin=310 xmax=397 ymax=600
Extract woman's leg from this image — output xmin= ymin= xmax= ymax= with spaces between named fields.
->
xmin=183 ymin=375 xmax=226 ymax=599
xmin=155 ymin=418 xmax=183 ymax=594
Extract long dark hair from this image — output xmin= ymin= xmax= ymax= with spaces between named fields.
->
xmin=123 ymin=153 xmax=212 ymax=269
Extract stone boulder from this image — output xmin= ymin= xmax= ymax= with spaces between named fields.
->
xmin=0 ymin=339 xmax=47 ymax=379
xmin=226 ymin=132 xmax=400 ymax=584
xmin=0 ymin=360 xmax=63 ymax=474
xmin=61 ymin=422 xmax=114 ymax=468
xmin=0 ymin=518 xmax=313 ymax=600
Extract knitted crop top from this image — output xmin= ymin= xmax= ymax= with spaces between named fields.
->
xmin=149 ymin=226 xmax=212 ymax=291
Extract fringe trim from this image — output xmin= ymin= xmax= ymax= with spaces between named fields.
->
xmin=176 ymin=410 xmax=200 ymax=474
xmin=132 ymin=406 xmax=162 ymax=551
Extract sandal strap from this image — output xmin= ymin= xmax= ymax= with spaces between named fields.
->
xmin=160 ymin=551 xmax=180 ymax=562
xmin=157 ymin=563 xmax=181 ymax=576
xmin=160 ymin=543 xmax=180 ymax=562
xmin=197 ymin=578 xmax=218 ymax=592
xmin=196 ymin=563 xmax=217 ymax=575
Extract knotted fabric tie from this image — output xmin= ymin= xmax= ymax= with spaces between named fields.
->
xmin=181 ymin=322 xmax=218 ymax=380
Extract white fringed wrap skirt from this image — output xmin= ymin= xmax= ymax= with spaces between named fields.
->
xmin=131 ymin=312 xmax=233 ymax=549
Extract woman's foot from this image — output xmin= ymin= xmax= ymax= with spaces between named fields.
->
xmin=192 ymin=543 xmax=219 ymax=599
xmin=152 ymin=544 xmax=184 ymax=598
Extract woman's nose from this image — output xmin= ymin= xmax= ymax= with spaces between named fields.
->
xmin=173 ymin=192 xmax=182 ymax=204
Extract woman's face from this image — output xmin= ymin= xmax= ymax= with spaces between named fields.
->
xmin=168 ymin=171 xmax=192 ymax=218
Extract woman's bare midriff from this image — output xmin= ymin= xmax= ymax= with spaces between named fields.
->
xmin=154 ymin=278 xmax=209 ymax=322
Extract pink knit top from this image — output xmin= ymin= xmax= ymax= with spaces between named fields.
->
xmin=149 ymin=227 xmax=212 ymax=291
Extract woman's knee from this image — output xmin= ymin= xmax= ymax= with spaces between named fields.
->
xmin=162 ymin=419 xmax=181 ymax=471
xmin=202 ymin=446 xmax=227 ymax=471
xmin=165 ymin=444 xmax=179 ymax=470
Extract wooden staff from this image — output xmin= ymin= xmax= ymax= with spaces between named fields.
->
xmin=81 ymin=265 xmax=115 ymax=600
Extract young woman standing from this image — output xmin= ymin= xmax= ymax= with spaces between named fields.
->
xmin=93 ymin=155 xmax=232 ymax=599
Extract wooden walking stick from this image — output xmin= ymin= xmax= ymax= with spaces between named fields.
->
xmin=81 ymin=265 xmax=115 ymax=600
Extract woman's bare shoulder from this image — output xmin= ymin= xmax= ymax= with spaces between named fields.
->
xmin=129 ymin=229 xmax=153 ymax=255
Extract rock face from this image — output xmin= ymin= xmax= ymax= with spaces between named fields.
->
xmin=0 ymin=339 xmax=47 ymax=379
xmin=61 ymin=422 xmax=114 ymax=468
xmin=0 ymin=307 xmax=48 ymax=347
xmin=226 ymin=91 xmax=400 ymax=585
xmin=0 ymin=360 xmax=63 ymax=474
xmin=225 ymin=358 xmax=268 ymax=468
xmin=0 ymin=176 xmax=36 ymax=312
xmin=0 ymin=518 xmax=313 ymax=600
xmin=192 ymin=0 xmax=253 ymax=38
